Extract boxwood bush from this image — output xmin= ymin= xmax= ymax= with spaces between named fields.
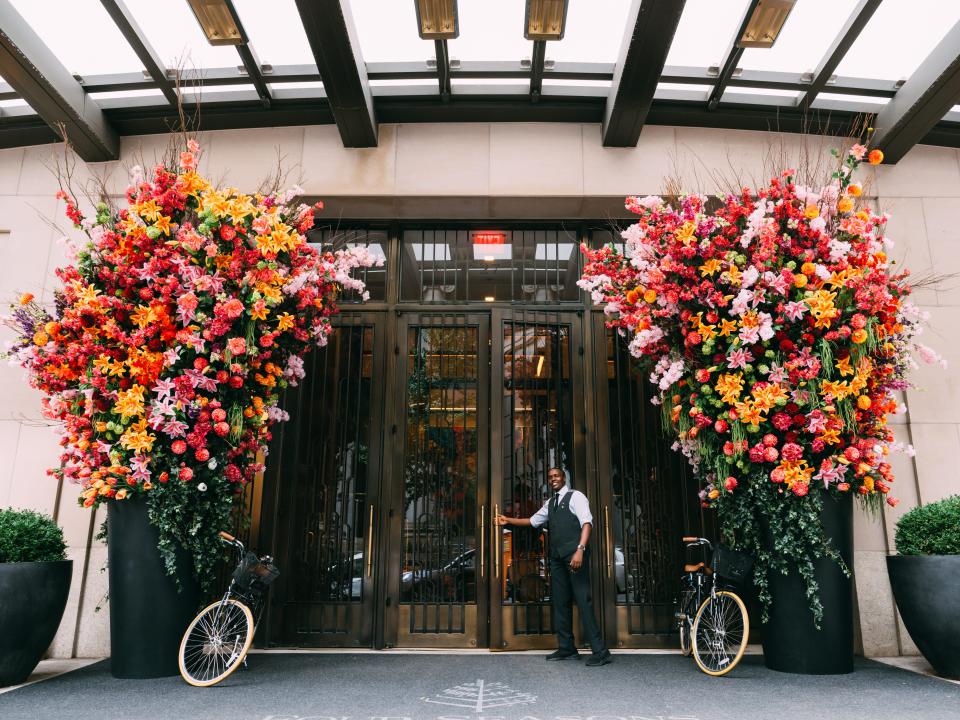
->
xmin=894 ymin=495 xmax=960 ymax=556
xmin=0 ymin=508 xmax=66 ymax=563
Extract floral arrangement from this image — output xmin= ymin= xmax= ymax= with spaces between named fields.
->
xmin=579 ymin=145 xmax=942 ymax=620
xmin=4 ymin=141 xmax=380 ymax=589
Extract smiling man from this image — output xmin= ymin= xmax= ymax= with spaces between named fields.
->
xmin=496 ymin=467 xmax=611 ymax=666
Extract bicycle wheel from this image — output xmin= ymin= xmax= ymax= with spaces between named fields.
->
xmin=179 ymin=598 xmax=254 ymax=687
xmin=691 ymin=590 xmax=749 ymax=676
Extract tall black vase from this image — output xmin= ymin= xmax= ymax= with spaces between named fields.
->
xmin=762 ymin=492 xmax=854 ymax=674
xmin=107 ymin=498 xmax=200 ymax=679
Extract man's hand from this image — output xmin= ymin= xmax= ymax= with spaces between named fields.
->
xmin=569 ymin=548 xmax=584 ymax=571
xmin=494 ymin=515 xmax=511 ymax=526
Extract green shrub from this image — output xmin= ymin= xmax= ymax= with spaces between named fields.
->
xmin=894 ymin=495 xmax=960 ymax=556
xmin=0 ymin=508 xmax=67 ymax=563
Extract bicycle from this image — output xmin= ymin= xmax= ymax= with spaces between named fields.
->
xmin=178 ymin=531 xmax=279 ymax=687
xmin=674 ymin=536 xmax=751 ymax=676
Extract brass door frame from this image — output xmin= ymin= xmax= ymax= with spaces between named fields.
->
xmin=488 ymin=308 xmax=592 ymax=650
xmin=382 ymin=311 xmax=491 ymax=648
xmin=260 ymin=312 xmax=388 ymax=647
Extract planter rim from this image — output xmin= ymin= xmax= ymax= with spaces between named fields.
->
xmin=887 ymin=553 xmax=960 ymax=558
xmin=0 ymin=559 xmax=73 ymax=566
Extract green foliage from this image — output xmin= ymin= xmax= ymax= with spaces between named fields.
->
xmin=0 ymin=508 xmax=67 ymax=563
xmin=894 ymin=495 xmax=960 ymax=556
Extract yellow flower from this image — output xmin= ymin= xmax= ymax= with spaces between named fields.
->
xmin=33 ymin=330 xmax=49 ymax=346
xmin=725 ymin=265 xmax=743 ymax=286
xmin=277 ymin=312 xmax=295 ymax=332
xmin=715 ymin=372 xmax=744 ymax=404
xmin=153 ymin=215 xmax=172 ymax=236
xmin=676 ymin=221 xmax=697 ymax=246
xmin=852 ymin=328 xmax=868 ymax=344
xmin=250 ymin=303 xmax=269 ymax=321
xmin=700 ymin=258 xmax=722 ymax=277
xmin=130 ymin=304 xmax=156 ymax=329
xmin=643 ymin=289 xmax=657 ymax=304
xmin=794 ymin=273 xmax=808 ymax=288
xmin=803 ymin=204 xmax=820 ymax=219
xmin=857 ymin=395 xmax=872 ymax=410
xmin=837 ymin=197 xmax=853 ymax=214
xmin=835 ymin=356 xmax=853 ymax=377
xmin=718 ymin=319 xmax=738 ymax=337
xmin=137 ymin=200 xmax=161 ymax=222
xmin=120 ymin=426 xmax=156 ymax=454
xmin=114 ymin=384 xmax=147 ymax=418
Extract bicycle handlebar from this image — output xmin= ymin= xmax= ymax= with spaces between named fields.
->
xmin=219 ymin=531 xmax=236 ymax=542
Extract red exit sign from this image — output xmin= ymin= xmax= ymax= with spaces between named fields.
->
xmin=471 ymin=231 xmax=510 ymax=245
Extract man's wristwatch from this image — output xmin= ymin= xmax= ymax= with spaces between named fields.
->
xmin=577 ymin=544 xmax=587 ymax=551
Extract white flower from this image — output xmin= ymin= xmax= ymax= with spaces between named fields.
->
xmin=197 ymin=482 xmax=208 ymax=492
xmin=207 ymin=459 xmax=218 ymax=470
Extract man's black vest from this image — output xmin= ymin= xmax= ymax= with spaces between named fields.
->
xmin=547 ymin=492 xmax=583 ymax=560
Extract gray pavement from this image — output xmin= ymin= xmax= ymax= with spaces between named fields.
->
xmin=1 ymin=652 xmax=958 ymax=720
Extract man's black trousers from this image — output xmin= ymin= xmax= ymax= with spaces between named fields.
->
xmin=549 ymin=550 xmax=607 ymax=654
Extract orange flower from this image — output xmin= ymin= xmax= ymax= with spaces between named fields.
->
xmin=643 ymin=288 xmax=657 ymax=303
xmin=857 ymin=395 xmax=872 ymax=410
xmin=852 ymin=328 xmax=868 ymax=344
xmin=801 ymin=262 xmax=816 ymax=276
xmin=803 ymin=204 xmax=820 ymax=219
xmin=847 ymin=183 xmax=863 ymax=197
xmin=33 ymin=330 xmax=49 ymax=346
xmin=115 ymin=488 xmax=128 ymax=500
xmin=794 ymin=273 xmax=808 ymax=288
xmin=625 ymin=289 xmax=640 ymax=304
xmin=19 ymin=292 xmax=34 ymax=305
xmin=868 ymin=149 xmax=884 ymax=165
xmin=837 ymin=197 xmax=854 ymax=214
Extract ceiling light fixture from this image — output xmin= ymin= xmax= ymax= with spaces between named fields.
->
xmin=415 ymin=0 xmax=459 ymax=40
xmin=524 ymin=0 xmax=569 ymax=41
xmin=737 ymin=0 xmax=796 ymax=49
xmin=186 ymin=0 xmax=246 ymax=46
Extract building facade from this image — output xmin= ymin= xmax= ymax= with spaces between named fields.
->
xmin=1 ymin=123 xmax=955 ymax=658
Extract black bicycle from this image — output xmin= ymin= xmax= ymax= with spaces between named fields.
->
xmin=178 ymin=531 xmax=279 ymax=687
xmin=674 ymin=536 xmax=751 ymax=676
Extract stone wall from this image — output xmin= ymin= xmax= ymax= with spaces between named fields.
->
xmin=1 ymin=123 xmax=956 ymax=657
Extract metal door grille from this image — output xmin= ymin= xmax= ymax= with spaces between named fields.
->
xmin=402 ymin=316 xmax=480 ymax=634
xmin=281 ymin=323 xmax=375 ymax=639
xmin=499 ymin=313 xmax=574 ymax=636
xmin=606 ymin=329 xmax=709 ymax=635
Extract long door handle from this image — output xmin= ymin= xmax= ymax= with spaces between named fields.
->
xmin=494 ymin=503 xmax=500 ymax=578
xmin=480 ymin=505 xmax=486 ymax=578
xmin=366 ymin=504 xmax=375 ymax=577
xmin=605 ymin=505 xmax=613 ymax=578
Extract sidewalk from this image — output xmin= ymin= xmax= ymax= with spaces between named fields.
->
xmin=1 ymin=651 xmax=957 ymax=720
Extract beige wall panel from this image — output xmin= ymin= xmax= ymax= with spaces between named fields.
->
xmin=853 ymin=550 xmax=900 ymax=657
xmin=0 ymin=195 xmax=59 ymax=299
xmin=48 ymin=544 xmax=89 ymax=658
xmin=16 ymin=144 xmax=118 ymax=198
xmin=853 ymin=495 xmax=888 ymax=553
xmin=0 ymin=421 xmax=21 ymax=506
xmin=301 ymin=124 xmax=397 ymax=196
xmin=921 ymin=197 xmax=960 ymax=306
xmin=582 ymin=124 xmax=676 ymax=196
xmin=908 ymin=422 xmax=960 ymax=505
xmin=882 ymin=425 xmax=922 ymax=552
xmin=74 ymin=539 xmax=110 ymax=658
xmin=877 ymin=197 xmax=937 ymax=307
xmin=673 ymin=127 xmax=782 ymax=194
xmin=0 ymin=147 xmax=24 ymax=196
xmin=875 ymin=145 xmax=960 ymax=198
xmin=903 ymin=306 xmax=960 ymax=423
xmin=489 ymin=123 xmax=583 ymax=196
xmin=6 ymin=422 xmax=59 ymax=512
xmin=205 ymin=127 xmax=306 ymax=192
xmin=397 ymin=123 xmax=490 ymax=195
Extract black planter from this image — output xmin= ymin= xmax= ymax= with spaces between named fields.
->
xmin=887 ymin=555 xmax=960 ymax=679
xmin=107 ymin=498 xmax=200 ymax=679
xmin=762 ymin=493 xmax=854 ymax=674
xmin=0 ymin=560 xmax=72 ymax=686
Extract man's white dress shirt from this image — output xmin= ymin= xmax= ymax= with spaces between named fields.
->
xmin=529 ymin=484 xmax=593 ymax=529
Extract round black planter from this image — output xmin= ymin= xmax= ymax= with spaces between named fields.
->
xmin=887 ymin=554 xmax=960 ymax=679
xmin=0 ymin=560 xmax=72 ymax=687
xmin=107 ymin=498 xmax=200 ymax=679
xmin=762 ymin=493 xmax=854 ymax=674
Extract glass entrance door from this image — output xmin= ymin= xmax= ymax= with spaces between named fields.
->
xmin=387 ymin=313 xmax=490 ymax=647
xmin=489 ymin=310 xmax=588 ymax=650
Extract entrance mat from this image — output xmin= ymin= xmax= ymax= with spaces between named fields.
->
xmin=1 ymin=653 xmax=957 ymax=720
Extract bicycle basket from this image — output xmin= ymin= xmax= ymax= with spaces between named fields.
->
xmin=233 ymin=551 xmax=280 ymax=593
xmin=712 ymin=544 xmax=753 ymax=584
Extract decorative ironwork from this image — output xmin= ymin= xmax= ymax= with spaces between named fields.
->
xmin=273 ymin=323 xmax=376 ymax=642
xmin=605 ymin=329 xmax=711 ymax=635
xmin=402 ymin=318 xmax=480 ymax=633
xmin=498 ymin=314 xmax=573 ymax=635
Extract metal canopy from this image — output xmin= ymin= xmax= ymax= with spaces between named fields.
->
xmin=1 ymin=1 xmax=960 ymax=162
xmin=603 ymin=0 xmax=686 ymax=147
xmin=872 ymin=20 xmax=960 ymax=163
xmin=0 ymin=0 xmax=118 ymax=161
xmin=294 ymin=0 xmax=376 ymax=148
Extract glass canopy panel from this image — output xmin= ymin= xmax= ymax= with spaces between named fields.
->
xmin=449 ymin=1 xmax=530 ymax=62
xmin=665 ymin=0 xmax=751 ymax=68
xmin=546 ymin=0 xmax=632 ymax=64
xmin=233 ymin=0 xmax=314 ymax=66
xmin=124 ymin=0 xmax=244 ymax=71
xmin=836 ymin=0 xmax=960 ymax=81
xmin=349 ymin=0 xmax=434 ymax=63
xmin=739 ymin=0 xmax=859 ymax=74
xmin=9 ymin=0 xmax=145 ymax=76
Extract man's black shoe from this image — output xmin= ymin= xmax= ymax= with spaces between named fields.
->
xmin=585 ymin=650 xmax=612 ymax=667
xmin=545 ymin=649 xmax=580 ymax=661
